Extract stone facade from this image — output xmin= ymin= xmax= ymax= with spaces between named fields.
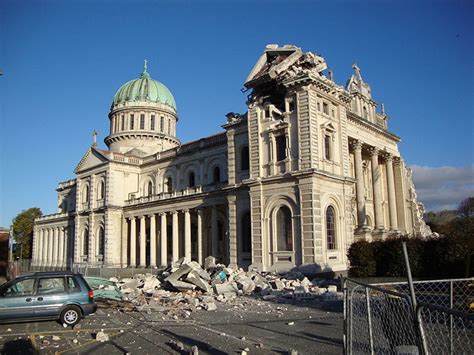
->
xmin=32 ymin=44 xmax=428 ymax=273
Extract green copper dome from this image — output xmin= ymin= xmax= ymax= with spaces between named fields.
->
xmin=112 ymin=61 xmax=176 ymax=110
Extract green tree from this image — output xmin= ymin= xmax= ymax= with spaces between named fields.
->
xmin=12 ymin=207 xmax=42 ymax=259
xmin=458 ymin=197 xmax=474 ymax=218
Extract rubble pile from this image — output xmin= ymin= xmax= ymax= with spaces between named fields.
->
xmin=94 ymin=256 xmax=342 ymax=314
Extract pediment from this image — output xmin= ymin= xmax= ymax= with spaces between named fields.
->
xmin=74 ymin=146 xmax=110 ymax=173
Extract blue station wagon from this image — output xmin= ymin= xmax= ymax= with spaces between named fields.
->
xmin=0 ymin=271 xmax=97 ymax=326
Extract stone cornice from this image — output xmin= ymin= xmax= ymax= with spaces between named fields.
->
xmin=347 ymin=112 xmax=400 ymax=142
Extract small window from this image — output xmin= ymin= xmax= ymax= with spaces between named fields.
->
xmin=276 ymin=206 xmax=292 ymax=251
xmin=67 ymin=277 xmax=81 ymax=292
xmin=188 ymin=172 xmax=195 ymax=187
xmin=140 ymin=114 xmax=145 ymax=129
xmin=168 ymin=118 xmax=171 ymax=135
xmin=130 ymin=114 xmax=135 ymax=129
xmin=121 ymin=115 xmax=125 ymax=131
xmin=213 ymin=166 xmax=221 ymax=183
xmin=98 ymin=181 xmax=105 ymax=200
xmin=160 ymin=116 xmax=164 ymax=132
xmin=326 ymin=206 xmax=336 ymax=250
xmin=98 ymin=227 xmax=105 ymax=256
xmin=363 ymin=106 xmax=368 ymax=119
xmin=242 ymin=212 xmax=251 ymax=253
xmin=276 ymin=135 xmax=287 ymax=162
xmin=83 ymin=185 xmax=89 ymax=203
xmin=4 ymin=278 xmax=35 ymax=297
xmin=317 ymin=102 xmax=321 ymax=111
xmin=83 ymin=229 xmax=89 ymax=256
xmin=38 ymin=277 xmax=66 ymax=295
xmin=323 ymin=102 xmax=329 ymax=115
xmin=288 ymin=101 xmax=295 ymax=112
xmin=324 ymin=135 xmax=331 ymax=160
xmin=166 ymin=177 xmax=173 ymax=193
xmin=241 ymin=146 xmax=250 ymax=171
xmin=331 ymin=109 xmax=335 ymax=117
xmin=151 ymin=115 xmax=155 ymax=131
xmin=147 ymin=181 xmax=153 ymax=196
xmin=264 ymin=107 xmax=271 ymax=118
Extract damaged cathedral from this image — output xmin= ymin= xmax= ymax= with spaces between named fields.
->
xmin=32 ymin=44 xmax=428 ymax=274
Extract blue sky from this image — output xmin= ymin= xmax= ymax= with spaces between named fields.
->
xmin=1 ymin=0 xmax=473 ymax=226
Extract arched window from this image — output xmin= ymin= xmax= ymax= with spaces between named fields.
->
xmin=83 ymin=185 xmax=89 ymax=203
xmin=276 ymin=206 xmax=292 ymax=251
xmin=241 ymin=146 xmax=249 ymax=171
xmin=83 ymin=229 xmax=89 ymax=256
xmin=98 ymin=180 xmax=105 ymax=200
xmin=166 ymin=177 xmax=173 ymax=193
xmin=147 ymin=181 xmax=153 ymax=196
xmin=98 ymin=227 xmax=105 ymax=256
xmin=363 ymin=106 xmax=368 ymax=119
xmin=241 ymin=212 xmax=251 ymax=253
xmin=188 ymin=172 xmax=195 ymax=187
xmin=276 ymin=135 xmax=287 ymax=161
xmin=326 ymin=206 xmax=336 ymax=250
xmin=213 ymin=166 xmax=221 ymax=183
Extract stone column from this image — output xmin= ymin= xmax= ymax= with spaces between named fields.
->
xmin=130 ymin=217 xmax=137 ymax=267
xmin=370 ymin=147 xmax=385 ymax=233
xmin=47 ymin=228 xmax=53 ymax=267
xmin=352 ymin=140 xmax=368 ymax=230
xmin=149 ymin=214 xmax=157 ymax=267
xmin=184 ymin=210 xmax=191 ymax=261
xmin=63 ymin=228 xmax=69 ymax=268
xmin=139 ymin=216 xmax=146 ymax=267
xmin=385 ymin=154 xmax=399 ymax=231
xmin=172 ymin=211 xmax=179 ymax=262
xmin=227 ymin=195 xmax=237 ymax=268
xmin=53 ymin=228 xmax=59 ymax=267
xmin=160 ymin=213 xmax=168 ymax=267
xmin=58 ymin=227 xmax=64 ymax=268
xmin=197 ymin=209 xmax=203 ymax=265
xmin=37 ymin=229 xmax=44 ymax=267
xmin=211 ymin=206 xmax=219 ymax=257
xmin=121 ymin=217 xmax=128 ymax=267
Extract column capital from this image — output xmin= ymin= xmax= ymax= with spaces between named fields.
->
xmin=159 ymin=212 xmax=167 ymax=217
xmin=383 ymin=152 xmax=394 ymax=162
xmin=197 ymin=208 xmax=203 ymax=216
xmin=147 ymin=213 xmax=156 ymax=219
xmin=182 ymin=209 xmax=190 ymax=213
xmin=350 ymin=139 xmax=363 ymax=151
xmin=369 ymin=146 xmax=380 ymax=157
xmin=171 ymin=210 xmax=178 ymax=215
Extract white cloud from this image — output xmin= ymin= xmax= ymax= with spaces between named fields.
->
xmin=410 ymin=165 xmax=474 ymax=211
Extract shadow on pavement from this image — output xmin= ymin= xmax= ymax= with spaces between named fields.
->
xmin=161 ymin=328 xmax=228 ymax=355
xmin=1 ymin=338 xmax=38 ymax=355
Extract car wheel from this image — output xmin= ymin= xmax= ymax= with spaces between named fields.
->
xmin=60 ymin=305 xmax=82 ymax=326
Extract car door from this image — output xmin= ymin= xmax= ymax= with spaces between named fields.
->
xmin=34 ymin=276 xmax=68 ymax=318
xmin=0 ymin=277 xmax=37 ymax=321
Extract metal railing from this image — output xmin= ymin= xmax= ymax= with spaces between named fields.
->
xmin=343 ymin=278 xmax=474 ymax=354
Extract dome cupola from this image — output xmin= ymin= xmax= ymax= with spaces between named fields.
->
xmin=112 ymin=60 xmax=176 ymax=110
xmin=105 ymin=61 xmax=180 ymax=156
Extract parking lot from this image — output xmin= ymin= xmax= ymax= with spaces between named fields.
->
xmin=0 ymin=297 xmax=343 ymax=354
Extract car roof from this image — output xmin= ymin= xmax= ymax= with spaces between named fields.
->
xmin=20 ymin=271 xmax=81 ymax=278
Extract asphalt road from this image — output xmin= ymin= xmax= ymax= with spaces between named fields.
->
xmin=0 ymin=297 xmax=343 ymax=354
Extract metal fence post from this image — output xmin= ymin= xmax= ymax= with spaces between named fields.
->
xmin=402 ymin=242 xmax=428 ymax=355
xmin=449 ymin=280 xmax=453 ymax=354
xmin=343 ymin=278 xmax=348 ymax=355
xmin=365 ymin=288 xmax=375 ymax=355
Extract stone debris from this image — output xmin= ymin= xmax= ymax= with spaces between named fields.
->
xmin=93 ymin=257 xmax=342 ymax=317
xmin=95 ymin=331 xmax=109 ymax=342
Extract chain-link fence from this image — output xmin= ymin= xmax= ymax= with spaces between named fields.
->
xmin=373 ymin=278 xmax=473 ymax=313
xmin=343 ymin=278 xmax=474 ymax=354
